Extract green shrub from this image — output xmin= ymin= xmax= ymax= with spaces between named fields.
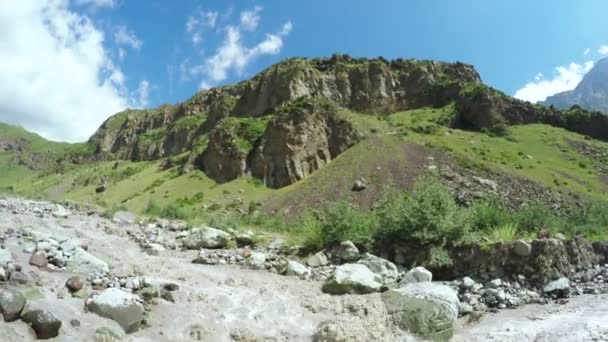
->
xmin=468 ymin=198 xmax=514 ymax=232
xmin=515 ymin=203 xmax=561 ymax=233
xmin=145 ymin=200 xmax=193 ymax=220
xmin=376 ymin=176 xmax=471 ymax=247
xmin=485 ymin=223 xmax=518 ymax=242
xmin=302 ymin=202 xmax=377 ymax=250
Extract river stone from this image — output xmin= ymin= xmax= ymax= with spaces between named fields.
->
xmin=0 ymin=288 xmax=26 ymax=322
xmin=247 ymin=252 xmax=266 ymax=269
xmin=0 ymin=266 xmax=5 ymax=281
xmin=22 ymin=309 xmax=62 ymax=339
xmin=183 ymin=226 xmax=230 ymax=249
xmin=0 ymin=248 xmax=12 ymax=267
xmin=307 ymin=251 xmax=329 ymax=268
xmin=286 ymin=260 xmax=310 ymax=278
xmin=29 ymin=251 xmax=48 ymax=268
xmin=382 ymin=282 xmax=459 ymax=339
xmin=112 ymin=211 xmax=137 ymax=225
xmin=322 ymin=264 xmax=383 ymax=295
xmin=543 ymin=277 xmax=570 ymax=298
xmin=66 ymin=276 xmax=84 ymax=292
xmin=357 ymin=253 xmax=399 ymax=285
xmin=86 ymin=288 xmax=144 ymax=333
xmin=512 ymin=240 xmax=532 ymax=257
xmin=66 ymin=247 xmax=109 ymax=275
xmin=400 ymin=266 xmax=433 ymax=285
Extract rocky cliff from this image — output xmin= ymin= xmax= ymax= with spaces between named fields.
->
xmin=89 ymin=55 xmax=481 ymax=187
xmin=87 ymin=54 xmax=608 ymax=189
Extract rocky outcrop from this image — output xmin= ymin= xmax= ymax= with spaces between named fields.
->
xmin=196 ymin=126 xmax=248 ymax=183
xmin=249 ymin=98 xmax=360 ymax=188
xmin=89 ymin=55 xmax=481 ymax=167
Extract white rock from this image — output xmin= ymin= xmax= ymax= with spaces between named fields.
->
xmin=66 ymin=247 xmax=109 ymax=275
xmin=307 ymin=252 xmax=329 ymax=268
xmin=321 ymin=264 xmax=383 ymax=294
xmin=512 ymin=240 xmax=532 ymax=257
xmin=400 ymin=266 xmax=433 ymax=285
xmin=51 ymin=204 xmax=71 ymax=218
xmin=332 ymin=240 xmax=360 ymax=262
xmin=86 ymin=288 xmax=144 ymax=333
xmin=286 ymin=260 xmax=310 ymax=278
xmin=182 ymin=226 xmax=230 ymax=249
xmin=382 ymin=283 xmax=459 ymax=338
xmin=543 ymin=277 xmax=570 ymax=293
xmin=0 ymin=266 xmax=6 ymax=281
xmin=462 ymin=276 xmax=476 ymax=289
xmin=357 ymin=253 xmax=399 ymax=284
xmin=247 ymin=252 xmax=267 ymax=269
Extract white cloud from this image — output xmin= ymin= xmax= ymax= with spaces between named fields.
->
xmin=514 ymin=61 xmax=594 ymax=103
xmin=114 ymin=25 xmax=142 ymax=50
xmin=0 ymin=0 xmax=144 ymax=142
xmin=137 ymin=80 xmax=150 ymax=107
xmin=74 ymin=0 xmax=116 ymax=8
xmin=186 ymin=10 xmax=218 ymax=45
xmin=191 ymin=20 xmax=292 ymax=90
xmin=117 ymin=47 xmax=126 ymax=61
xmin=584 ymin=48 xmax=591 ymax=56
xmin=599 ymin=45 xmax=608 ymax=56
xmin=240 ymin=6 xmax=262 ymax=31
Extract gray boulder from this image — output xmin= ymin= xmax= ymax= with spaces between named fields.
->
xmin=286 ymin=260 xmax=310 ymax=278
xmin=247 ymin=252 xmax=266 ymax=269
xmin=22 ymin=309 xmax=62 ymax=339
xmin=322 ymin=264 xmax=383 ymax=295
xmin=0 ymin=288 xmax=26 ymax=322
xmin=357 ymin=253 xmax=399 ymax=285
xmin=183 ymin=226 xmax=230 ymax=249
xmin=400 ymin=266 xmax=433 ymax=285
xmin=307 ymin=251 xmax=329 ymax=267
xmin=66 ymin=247 xmax=109 ymax=275
xmin=112 ymin=211 xmax=137 ymax=225
xmin=0 ymin=267 xmax=5 ymax=281
xmin=382 ymin=283 xmax=459 ymax=340
xmin=86 ymin=288 xmax=144 ymax=333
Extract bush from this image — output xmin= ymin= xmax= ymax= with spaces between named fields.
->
xmin=468 ymin=198 xmax=514 ymax=232
xmin=515 ymin=203 xmax=561 ymax=233
xmin=376 ymin=176 xmax=470 ymax=247
xmin=302 ymin=202 xmax=377 ymax=251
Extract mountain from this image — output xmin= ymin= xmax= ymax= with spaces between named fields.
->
xmin=4 ymin=54 xmax=608 ymax=219
xmin=542 ymin=58 xmax=608 ymax=113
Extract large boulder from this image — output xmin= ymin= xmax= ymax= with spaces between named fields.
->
xmin=307 ymin=251 xmax=329 ymax=267
xmin=400 ymin=266 xmax=433 ymax=285
xmin=357 ymin=253 xmax=399 ymax=285
xmin=382 ymin=283 xmax=459 ymax=340
xmin=66 ymin=247 xmax=109 ymax=275
xmin=331 ymin=240 xmax=360 ymax=262
xmin=22 ymin=309 xmax=62 ymax=339
xmin=543 ymin=277 xmax=570 ymax=298
xmin=322 ymin=264 xmax=383 ymax=295
xmin=0 ymin=288 xmax=26 ymax=322
xmin=86 ymin=288 xmax=144 ymax=333
xmin=182 ymin=226 xmax=230 ymax=249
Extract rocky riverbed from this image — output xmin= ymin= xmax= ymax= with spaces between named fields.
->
xmin=2 ymin=196 xmax=608 ymax=341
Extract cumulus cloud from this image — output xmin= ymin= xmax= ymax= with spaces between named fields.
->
xmin=186 ymin=10 xmax=218 ymax=45
xmin=599 ymin=45 xmax=608 ymax=56
xmin=114 ymin=25 xmax=142 ymax=50
xmin=190 ymin=15 xmax=292 ymax=89
xmin=514 ymin=61 xmax=594 ymax=103
xmin=0 ymin=0 xmax=144 ymax=142
xmin=240 ymin=6 xmax=262 ymax=31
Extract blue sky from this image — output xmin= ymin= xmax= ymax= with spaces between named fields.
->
xmin=1 ymin=0 xmax=608 ymax=141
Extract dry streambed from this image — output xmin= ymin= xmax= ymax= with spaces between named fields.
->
xmin=1 ymin=197 xmax=608 ymax=341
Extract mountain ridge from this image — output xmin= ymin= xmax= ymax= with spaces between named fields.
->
xmin=542 ymin=57 xmax=608 ymax=113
